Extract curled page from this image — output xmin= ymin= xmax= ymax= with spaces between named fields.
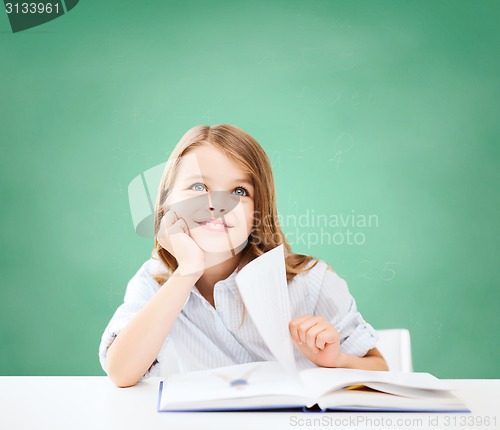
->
xmin=235 ymin=245 xmax=297 ymax=374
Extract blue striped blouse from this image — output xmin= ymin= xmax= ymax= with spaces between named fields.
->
xmin=99 ymin=257 xmax=378 ymax=379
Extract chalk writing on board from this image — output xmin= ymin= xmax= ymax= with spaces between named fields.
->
xmin=329 ymin=132 xmax=354 ymax=169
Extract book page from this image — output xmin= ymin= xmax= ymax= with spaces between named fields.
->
xmin=300 ymin=367 xmax=453 ymax=400
xmin=159 ymin=362 xmax=306 ymax=409
xmin=318 ymin=389 xmax=468 ymax=412
xmin=235 ymin=245 xmax=297 ymax=374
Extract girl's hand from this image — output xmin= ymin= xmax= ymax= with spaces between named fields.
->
xmin=289 ymin=316 xmax=346 ymax=368
xmin=157 ymin=209 xmax=205 ymax=276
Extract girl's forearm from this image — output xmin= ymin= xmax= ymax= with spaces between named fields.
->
xmin=105 ymin=266 xmax=202 ymax=387
xmin=337 ymin=351 xmax=389 ymax=371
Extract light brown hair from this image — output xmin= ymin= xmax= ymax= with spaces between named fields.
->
xmin=151 ymin=124 xmax=317 ymax=284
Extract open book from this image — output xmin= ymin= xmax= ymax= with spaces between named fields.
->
xmin=158 ymin=245 xmax=469 ymax=412
xmin=158 ymin=361 xmax=468 ymax=412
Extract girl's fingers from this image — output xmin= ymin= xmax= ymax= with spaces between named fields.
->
xmin=298 ymin=321 xmax=316 ymax=344
xmin=162 ymin=209 xmax=189 ymax=235
xmin=290 ymin=316 xmax=321 ymax=345
xmin=158 ymin=211 xmax=176 ymax=238
xmin=290 ymin=315 xmax=313 ymax=328
xmin=315 ymin=330 xmax=327 ymax=350
xmin=315 ymin=327 xmax=339 ymax=350
xmin=157 ymin=216 xmax=171 ymax=249
xmin=163 ymin=210 xmax=177 ymax=226
xmin=289 ymin=316 xmax=340 ymax=355
xmin=175 ymin=215 xmax=191 ymax=236
xmin=168 ymin=217 xmax=189 ymax=235
xmin=158 ymin=211 xmax=189 ymax=253
xmin=305 ymin=323 xmax=330 ymax=351
xmin=288 ymin=317 xmax=302 ymax=343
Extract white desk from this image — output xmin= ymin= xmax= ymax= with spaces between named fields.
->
xmin=0 ymin=377 xmax=498 ymax=430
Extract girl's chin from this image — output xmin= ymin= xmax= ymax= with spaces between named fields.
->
xmin=193 ymin=236 xmax=248 ymax=255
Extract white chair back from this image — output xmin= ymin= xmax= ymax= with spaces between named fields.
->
xmin=376 ymin=329 xmax=413 ymax=372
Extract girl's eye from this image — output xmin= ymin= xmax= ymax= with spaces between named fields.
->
xmin=233 ymin=186 xmax=250 ymax=197
xmin=189 ymin=183 xmax=207 ymax=192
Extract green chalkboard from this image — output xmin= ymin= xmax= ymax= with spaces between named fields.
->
xmin=1 ymin=0 xmax=499 ymax=378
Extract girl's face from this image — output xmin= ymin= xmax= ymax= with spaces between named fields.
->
xmin=164 ymin=145 xmax=255 ymax=255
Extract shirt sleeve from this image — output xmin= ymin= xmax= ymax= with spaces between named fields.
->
xmin=314 ymin=268 xmax=378 ymax=357
xmin=98 ymin=261 xmax=167 ymax=379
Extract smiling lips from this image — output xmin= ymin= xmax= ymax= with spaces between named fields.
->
xmin=195 ymin=219 xmax=233 ymax=232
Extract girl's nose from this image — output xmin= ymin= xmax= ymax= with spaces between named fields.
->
xmin=209 ymin=207 xmax=226 ymax=213
xmin=208 ymin=191 xmax=239 ymax=215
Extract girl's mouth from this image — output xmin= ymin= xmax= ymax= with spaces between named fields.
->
xmin=195 ymin=220 xmax=233 ymax=232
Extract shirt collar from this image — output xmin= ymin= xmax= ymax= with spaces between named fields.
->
xmin=186 ymin=267 xmax=240 ymax=305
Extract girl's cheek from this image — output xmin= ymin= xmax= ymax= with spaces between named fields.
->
xmin=163 ymin=192 xmax=175 ymax=209
xmin=164 ymin=191 xmax=186 ymax=209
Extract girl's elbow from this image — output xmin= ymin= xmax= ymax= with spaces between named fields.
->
xmin=364 ymin=348 xmax=389 ymax=371
xmin=105 ymin=360 xmax=140 ymax=388
xmin=378 ymin=357 xmax=389 ymax=371
xmin=115 ymin=379 xmax=139 ymax=388
xmin=107 ymin=368 xmax=140 ymax=388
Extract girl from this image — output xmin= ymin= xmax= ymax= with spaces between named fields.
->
xmin=99 ymin=124 xmax=387 ymax=388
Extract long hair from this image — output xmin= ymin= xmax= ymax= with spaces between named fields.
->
xmin=151 ymin=124 xmax=317 ymax=284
